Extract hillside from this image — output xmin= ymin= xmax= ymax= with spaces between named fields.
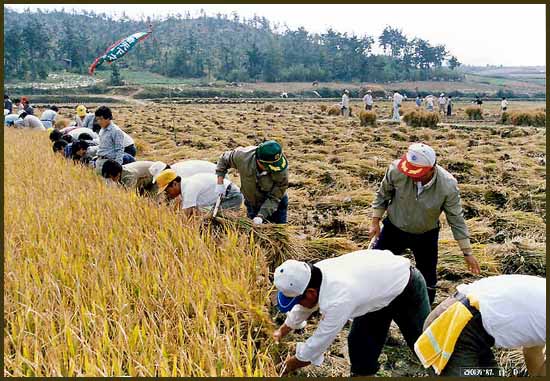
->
xmin=4 ymin=7 xmax=462 ymax=83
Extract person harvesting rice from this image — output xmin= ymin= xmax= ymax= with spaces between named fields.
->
xmin=272 ymin=249 xmax=430 ymax=376
xmin=416 ymin=275 xmax=545 ymax=376
xmin=215 ymin=140 xmax=289 ymax=225
xmin=368 ymin=142 xmax=480 ymax=304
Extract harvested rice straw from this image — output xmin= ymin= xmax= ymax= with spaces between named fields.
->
xmin=437 ymin=242 xmax=500 ymax=280
xmin=498 ymin=348 xmax=528 ymax=376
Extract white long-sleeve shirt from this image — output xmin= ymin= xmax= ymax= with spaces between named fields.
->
xmin=456 ymin=275 xmax=545 ymax=349
xmin=171 ymin=160 xmax=217 ymax=179
xmin=393 ymin=92 xmax=403 ymax=106
xmin=426 ymin=97 xmax=434 ymax=107
xmin=285 ymin=250 xmax=411 ymax=366
xmin=363 ymin=94 xmax=373 ymax=106
xmin=341 ymin=94 xmax=350 ymax=108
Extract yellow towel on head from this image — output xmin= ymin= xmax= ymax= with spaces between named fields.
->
xmin=414 ymin=297 xmax=477 ymax=375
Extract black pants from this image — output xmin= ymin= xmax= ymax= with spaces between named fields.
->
xmin=431 ymin=294 xmax=497 ymax=376
xmin=374 ymin=217 xmax=439 ymax=304
xmin=348 ymin=268 xmax=431 ymax=375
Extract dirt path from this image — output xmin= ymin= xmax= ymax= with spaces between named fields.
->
xmin=111 ymin=88 xmax=148 ymax=106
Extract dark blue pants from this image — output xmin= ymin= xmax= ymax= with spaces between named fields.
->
xmin=122 ymin=153 xmax=135 ymax=164
xmin=440 ymin=302 xmax=496 ymax=376
xmin=245 ymin=194 xmax=288 ymax=224
xmin=374 ymin=217 xmax=439 ymax=304
xmin=124 ymin=144 xmax=137 ymax=157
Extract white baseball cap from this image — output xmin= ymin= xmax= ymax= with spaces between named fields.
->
xmin=397 ymin=143 xmax=436 ymax=179
xmin=274 ymin=260 xmax=311 ymax=312
xmin=149 ymin=161 xmax=168 ymax=183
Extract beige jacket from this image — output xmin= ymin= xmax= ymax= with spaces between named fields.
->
xmin=372 ymin=160 xmax=471 ymax=250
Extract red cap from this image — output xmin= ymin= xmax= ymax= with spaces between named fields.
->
xmin=397 ymin=154 xmax=433 ymax=179
xmin=397 ymin=143 xmax=436 ymax=179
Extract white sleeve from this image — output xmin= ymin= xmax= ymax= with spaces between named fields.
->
xmin=284 ymin=304 xmax=318 ymax=329
xmin=295 ymin=303 xmax=353 ymax=366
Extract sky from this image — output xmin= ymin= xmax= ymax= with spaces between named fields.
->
xmin=5 ymin=3 xmax=546 ymax=66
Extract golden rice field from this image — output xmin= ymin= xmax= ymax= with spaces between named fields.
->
xmin=4 ymin=99 xmax=546 ymax=377
xmin=4 ymin=129 xmax=281 ymax=376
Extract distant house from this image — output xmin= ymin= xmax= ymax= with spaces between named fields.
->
xmin=61 ymin=58 xmax=72 ymax=69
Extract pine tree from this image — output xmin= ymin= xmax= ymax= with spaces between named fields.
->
xmin=110 ymin=63 xmax=123 ymax=86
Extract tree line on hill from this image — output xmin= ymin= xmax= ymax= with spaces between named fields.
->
xmin=4 ymin=8 xmax=464 ymax=83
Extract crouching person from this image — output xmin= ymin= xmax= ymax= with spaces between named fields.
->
xmin=415 ymin=274 xmax=546 ymax=376
xmin=216 ymin=140 xmax=288 ymax=225
xmin=70 ymin=140 xmax=99 ymax=166
xmin=94 ymin=106 xmax=135 ymax=175
xmin=52 ymin=140 xmax=70 ymax=156
xmin=101 ymin=159 xmax=158 ymax=195
xmin=156 ymin=169 xmax=242 ymax=216
xmin=273 ymin=249 xmax=431 ymax=376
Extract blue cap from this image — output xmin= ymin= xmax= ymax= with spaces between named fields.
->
xmin=277 ymin=291 xmax=302 ymax=313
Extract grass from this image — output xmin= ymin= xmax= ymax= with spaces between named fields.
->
xmin=501 ymin=111 xmax=546 ymax=127
xmin=464 ymin=106 xmax=483 ymax=120
xmin=359 ymin=110 xmax=377 ymax=126
xmin=93 ymin=69 xmax=205 ymax=86
xmin=402 ymin=109 xmax=440 ymax=127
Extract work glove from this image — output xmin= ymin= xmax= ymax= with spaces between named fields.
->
xmin=215 ymin=183 xmax=226 ymax=198
xmin=253 ymin=216 xmax=263 ymax=225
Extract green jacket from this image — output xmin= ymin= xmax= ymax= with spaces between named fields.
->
xmin=216 ymin=146 xmax=288 ymax=218
xmin=372 ymin=160 xmax=471 ymax=250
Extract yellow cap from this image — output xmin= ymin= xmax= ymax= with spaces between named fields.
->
xmin=156 ymin=169 xmax=178 ymax=194
xmin=76 ymin=105 xmax=87 ymax=117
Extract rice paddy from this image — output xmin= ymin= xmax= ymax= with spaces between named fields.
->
xmin=4 ymin=98 xmax=546 ymax=376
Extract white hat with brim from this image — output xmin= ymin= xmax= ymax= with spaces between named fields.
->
xmin=274 ymin=260 xmax=311 ymax=312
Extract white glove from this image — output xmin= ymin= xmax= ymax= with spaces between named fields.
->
xmin=215 ymin=183 xmax=226 ymax=197
xmin=253 ymin=216 xmax=263 ymax=225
